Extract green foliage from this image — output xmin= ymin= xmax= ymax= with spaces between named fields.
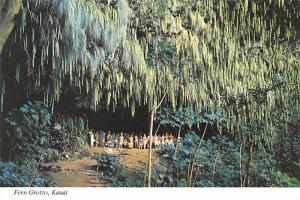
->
xmin=55 ymin=113 xmax=89 ymax=138
xmin=152 ymin=132 xmax=240 ymax=187
xmin=0 ymin=0 xmax=299 ymax=188
xmin=92 ymin=130 xmax=300 ymax=187
xmin=270 ymin=171 xmax=300 ymax=187
xmin=0 ymin=161 xmax=50 ymax=187
xmin=94 ymin=152 xmax=128 ymax=187
xmin=4 ymin=101 xmax=53 ymax=161
xmin=49 ymin=125 xmax=87 ymax=160
xmin=155 ymin=107 xmax=198 ymax=128
xmin=153 ymin=130 xmax=300 ymax=187
xmin=4 ymin=101 xmax=89 ymax=162
xmin=3 ymin=0 xmax=298 ymax=114
xmin=156 ymin=106 xmax=227 ymax=129
xmin=94 ymin=152 xmax=146 ymax=187
xmin=275 ymin=86 xmax=300 ymax=179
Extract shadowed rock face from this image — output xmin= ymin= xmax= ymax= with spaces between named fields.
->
xmin=0 ymin=0 xmax=21 ymax=54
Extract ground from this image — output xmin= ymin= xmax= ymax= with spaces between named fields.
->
xmin=39 ymin=147 xmax=155 ymax=187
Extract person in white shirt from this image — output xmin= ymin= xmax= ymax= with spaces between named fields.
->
xmin=169 ymin=133 xmax=174 ymax=146
xmin=147 ymin=135 xmax=150 ymax=149
xmin=165 ymin=136 xmax=169 ymax=145
xmin=134 ymin=135 xmax=139 ymax=148
xmin=89 ymin=131 xmax=95 ymax=147
xmin=161 ymin=134 xmax=165 ymax=146
xmin=154 ymin=134 xmax=159 ymax=148
xmin=119 ymin=133 xmax=124 ymax=149
xmin=143 ymin=134 xmax=148 ymax=149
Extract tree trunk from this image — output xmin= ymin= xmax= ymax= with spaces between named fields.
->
xmin=188 ymin=122 xmax=208 ymax=187
xmin=211 ymin=158 xmax=217 ymax=184
xmin=154 ymin=122 xmax=161 ymax=135
xmin=146 ymin=88 xmax=169 ymax=187
xmin=245 ymin=135 xmax=253 ymax=187
xmin=244 ymin=101 xmax=254 ymax=187
xmin=147 ymin=110 xmax=154 ymax=187
xmin=239 ymin=143 xmax=243 ymax=187
xmin=174 ymin=126 xmax=181 ymax=155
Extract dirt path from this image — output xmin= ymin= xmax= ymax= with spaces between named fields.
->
xmin=39 ymin=148 xmax=152 ymax=187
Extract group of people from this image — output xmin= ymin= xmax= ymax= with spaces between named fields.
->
xmin=89 ymin=130 xmax=181 ymax=149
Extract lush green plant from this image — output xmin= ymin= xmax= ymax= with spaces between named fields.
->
xmin=156 ymin=106 xmax=227 ymax=128
xmin=4 ymin=101 xmax=89 ymax=162
xmin=94 ymin=152 xmax=128 ymax=187
xmin=92 ymin=131 xmax=300 ymax=187
xmin=93 ymin=152 xmax=146 ymax=187
xmin=273 ymin=117 xmax=300 ymax=180
xmin=51 ymin=114 xmax=89 ymax=159
xmin=54 ymin=113 xmax=89 ymax=138
xmin=0 ymin=161 xmax=50 ymax=187
xmin=152 ymin=132 xmax=240 ymax=187
xmin=0 ymin=0 xmax=299 ymax=188
xmin=4 ymin=101 xmax=52 ymax=161
xmin=153 ymin=129 xmax=300 ymax=187
xmin=270 ymin=171 xmax=300 ymax=187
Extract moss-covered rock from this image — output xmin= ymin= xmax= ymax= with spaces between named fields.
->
xmin=0 ymin=0 xmax=21 ymax=54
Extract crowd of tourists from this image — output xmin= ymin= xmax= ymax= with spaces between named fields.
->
xmin=89 ymin=130 xmax=182 ymax=149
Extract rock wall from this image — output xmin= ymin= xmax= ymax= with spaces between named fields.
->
xmin=0 ymin=0 xmax=21 ymax=159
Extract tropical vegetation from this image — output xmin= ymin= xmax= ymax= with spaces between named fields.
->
xmin=0 ymin=0 xmax=299 ymax=187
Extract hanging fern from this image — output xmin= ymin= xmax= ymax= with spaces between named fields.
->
xmin=0 ymin=0 xmax=299 ymax=149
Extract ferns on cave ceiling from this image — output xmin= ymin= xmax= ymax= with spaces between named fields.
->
xmin=1 ymin=0 xmax=299 ymax=146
